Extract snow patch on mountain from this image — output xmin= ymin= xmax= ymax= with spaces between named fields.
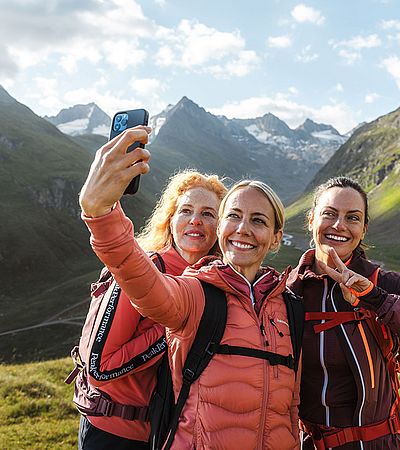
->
xmin=44 ymin=103 xmax=111 ymax=137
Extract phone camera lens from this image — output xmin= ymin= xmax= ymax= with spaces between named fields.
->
xmin=114 ymin=123 xmax=121 ymax=131
xmin=116 ymin=115 xmax=122 ymax=123
xmin=121 ymin=119 xmax=127 ymax=126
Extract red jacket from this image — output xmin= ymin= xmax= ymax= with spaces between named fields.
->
xmin=86 ymin=244 xmax=189 ymax=440
xmin=83 ymin=203 xmax=300 ymax=450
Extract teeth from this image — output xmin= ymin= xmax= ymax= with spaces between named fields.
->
xmin=186 ymin=233 xmax=202 ymax=237
xmin=231 ymin=241 xmax=255 ymax=249
xmin=326 ymin=234 xmax=348 ymax=242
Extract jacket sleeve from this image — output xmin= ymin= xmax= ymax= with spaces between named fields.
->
xmin=359 ymin=269 xmax=400 ymax=336
xmin=82 ymin=203 xmax=204 ymax=333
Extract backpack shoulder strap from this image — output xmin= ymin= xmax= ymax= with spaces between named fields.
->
xmin=148 ymin=252 xmax=166 ymax=274
xmin=163 ymin=281 xmax=227 ymax=450
xmin=282 ymin=289 xmax=305 ymax=373
xmin=369 ymin=267 xmax=380 ymax=286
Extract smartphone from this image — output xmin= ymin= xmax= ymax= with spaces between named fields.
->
xmin=109 ymin=108 xmax=149 ymax=195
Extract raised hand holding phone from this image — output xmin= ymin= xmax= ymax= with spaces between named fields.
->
xmin=79 ymin=126 xmax=151 ymax=218
xmin=109 ymin=108 xmax=150 ymax=195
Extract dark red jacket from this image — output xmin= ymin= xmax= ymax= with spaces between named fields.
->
xmin=287 ymin=247 xmax=400 ymax=449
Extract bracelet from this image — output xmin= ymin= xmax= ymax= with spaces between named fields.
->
xmin=349 ymin=281 xmax=374 ymax=305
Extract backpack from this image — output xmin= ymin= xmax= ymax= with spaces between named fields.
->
xmin=150 ymin=284 xmax=304 ymax=450
xmin=65 ymin=253 xmax=166 ymax=421
xmin=304 ymin=268 xmax=400 ymax=436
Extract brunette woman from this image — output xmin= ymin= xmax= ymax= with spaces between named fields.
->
xmin=288 ymin=176 xmax=400 ymax=449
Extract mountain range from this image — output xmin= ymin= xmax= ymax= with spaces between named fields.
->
xmin=1 ymin=84 xmax=399 ymax=363
xmin=44 ymin=97 xmax=346 ymax=202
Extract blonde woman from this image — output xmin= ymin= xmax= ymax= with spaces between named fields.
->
xmin=79 ymin=127 xmax=300 ymax=450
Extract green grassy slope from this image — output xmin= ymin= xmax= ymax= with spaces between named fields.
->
xmin=0 ymin=358 xmax=79 ymax=449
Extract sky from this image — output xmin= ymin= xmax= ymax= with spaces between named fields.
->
xmin=1 ymin=0 xmax=400 ymax=134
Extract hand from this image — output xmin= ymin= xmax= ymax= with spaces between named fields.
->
xmin=79 ymin=126 xmax=151 ymax=217
xmin=320 ymin=248 xmax=373 ymax=305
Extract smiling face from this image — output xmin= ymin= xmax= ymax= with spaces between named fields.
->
xmin=218 ymin=186 xmax=282 ymax=282
xmin=310 ymin=186 xmax=367 ymax=265
xmin=170 ymin=187 xmax=220 ymax=264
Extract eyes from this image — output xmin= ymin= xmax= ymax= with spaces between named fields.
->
xmin=321 ymin=210 xmax=362 ymax=223
xmin=179 ymin=208 xmax=216 ymax=219
xmin=226 ymin=212 xmax=267 ymax=226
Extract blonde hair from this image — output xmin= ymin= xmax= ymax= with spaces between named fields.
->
xmin=137 ymin=170 xmax=227 ymax=252
xmin=219 ymin=179 xmax=285 ymax=233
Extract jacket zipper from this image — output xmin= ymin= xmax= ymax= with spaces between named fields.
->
xmin=330 ymin=283 xmax=367 ymax=435
xmin=320 ymin=278 xmax=330 ymax=426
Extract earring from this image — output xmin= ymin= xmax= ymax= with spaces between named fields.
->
xmin=309 ymin=238 xmax=315 ymax=248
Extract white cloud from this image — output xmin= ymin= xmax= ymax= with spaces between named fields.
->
xmin=130 ymin=78 xmax=164 ymax=96
xmin=344 ymin=34 xmax=382 ymax=49
xmin=288 ymin=86 xmax=299 ymax=95
xmin=365 ymin=93 xmax=380 ymax=103
xmin=156 ymin=19 xmax=259 ymax=78
xmin=267 ymin=35 xmax=292 ymax=48
xmin=331 ymin=34 xmax=381 ymax=64
xmin=296 ymin=45 xmax=318 ymax=62
xmin=381 ymin=56 xmax=400 ymax=89
xmin=219 ymin=51 xmax=259 ymax=78
xmin=291 ymin=4 xmax=325 ymax=25
xmin=336 ymin=83 xmax=344 ymax=92
xmin=0 ymin=0 xmax=155 ymax=77
xmin=0 ymin=44 xmax=18 ymax=77
xmin=210 ymin=95 xmax=356 ymax=134
xmin=156 ymin=46 xmax=175 ymax=67
xmin=381 ymin=19 xmax=400 ymax=30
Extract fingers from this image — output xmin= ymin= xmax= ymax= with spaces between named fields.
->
xmin=319 ymin=261 xmax=342 ymax=282
xmin=339 ymin=283 xmax=357 ymax=305
xmin=328 ymin=247 xmax=347 ymax=271
xmin=344 ymin=274 xmax=362 ymax=288
xmin=320 ymin=258 xmax=355 ymax=288
xmin=102 ymin=126 xmax=152 ymax=153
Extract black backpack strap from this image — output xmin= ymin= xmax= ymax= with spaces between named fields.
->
xmin=209 ymin=344 xmax=295 ymax=370
xmin=163 ymin=281 xmax=227 ymax=450
xmin=283 ymin=289 xmax=304 ymax=373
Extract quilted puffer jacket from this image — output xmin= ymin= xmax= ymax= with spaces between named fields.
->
xmin=83 ymin=204 xmax=300 ymax=450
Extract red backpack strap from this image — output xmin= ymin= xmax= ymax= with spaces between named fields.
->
xmin=305 ymin=310 xmax=375 ymax=333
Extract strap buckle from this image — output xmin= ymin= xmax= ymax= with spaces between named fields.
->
xmin=286 ymin=355 xmax=295 ymax=370
xmin=388 ymin=414 xmax=400 ymax=435
xmin=97 ymin=397 xmax=114 ymax=417
xmin=183 ymin=368 xmax=195 ymax=383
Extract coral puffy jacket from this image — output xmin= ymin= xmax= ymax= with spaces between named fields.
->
xmin=83 ymin=204 xmax=300 ymax=450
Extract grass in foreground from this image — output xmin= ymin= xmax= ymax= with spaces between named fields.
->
xmin=0 ymin=358 xmax=79 ymax=449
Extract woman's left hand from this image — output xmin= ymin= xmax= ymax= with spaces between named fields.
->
xmin=320 ymin=248 xmax=373 ymax=305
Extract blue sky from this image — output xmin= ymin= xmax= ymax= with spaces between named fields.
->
xmin=1 ymin=0 xmax=399 ymax=133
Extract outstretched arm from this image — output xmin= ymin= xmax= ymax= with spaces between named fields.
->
xmin=79 ymin=127 xmax=204 ymax=333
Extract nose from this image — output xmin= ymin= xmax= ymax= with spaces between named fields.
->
xmin=189 ymin=213 xmax=202 ymax=226
xmin=236 ymin=219 xmax=250 ymax=235
xmin=332 ymin=215 xmax=346 ymax=231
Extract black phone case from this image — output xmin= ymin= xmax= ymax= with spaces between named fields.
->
xmin=109 ymin=109 xmax=149 ymax=195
